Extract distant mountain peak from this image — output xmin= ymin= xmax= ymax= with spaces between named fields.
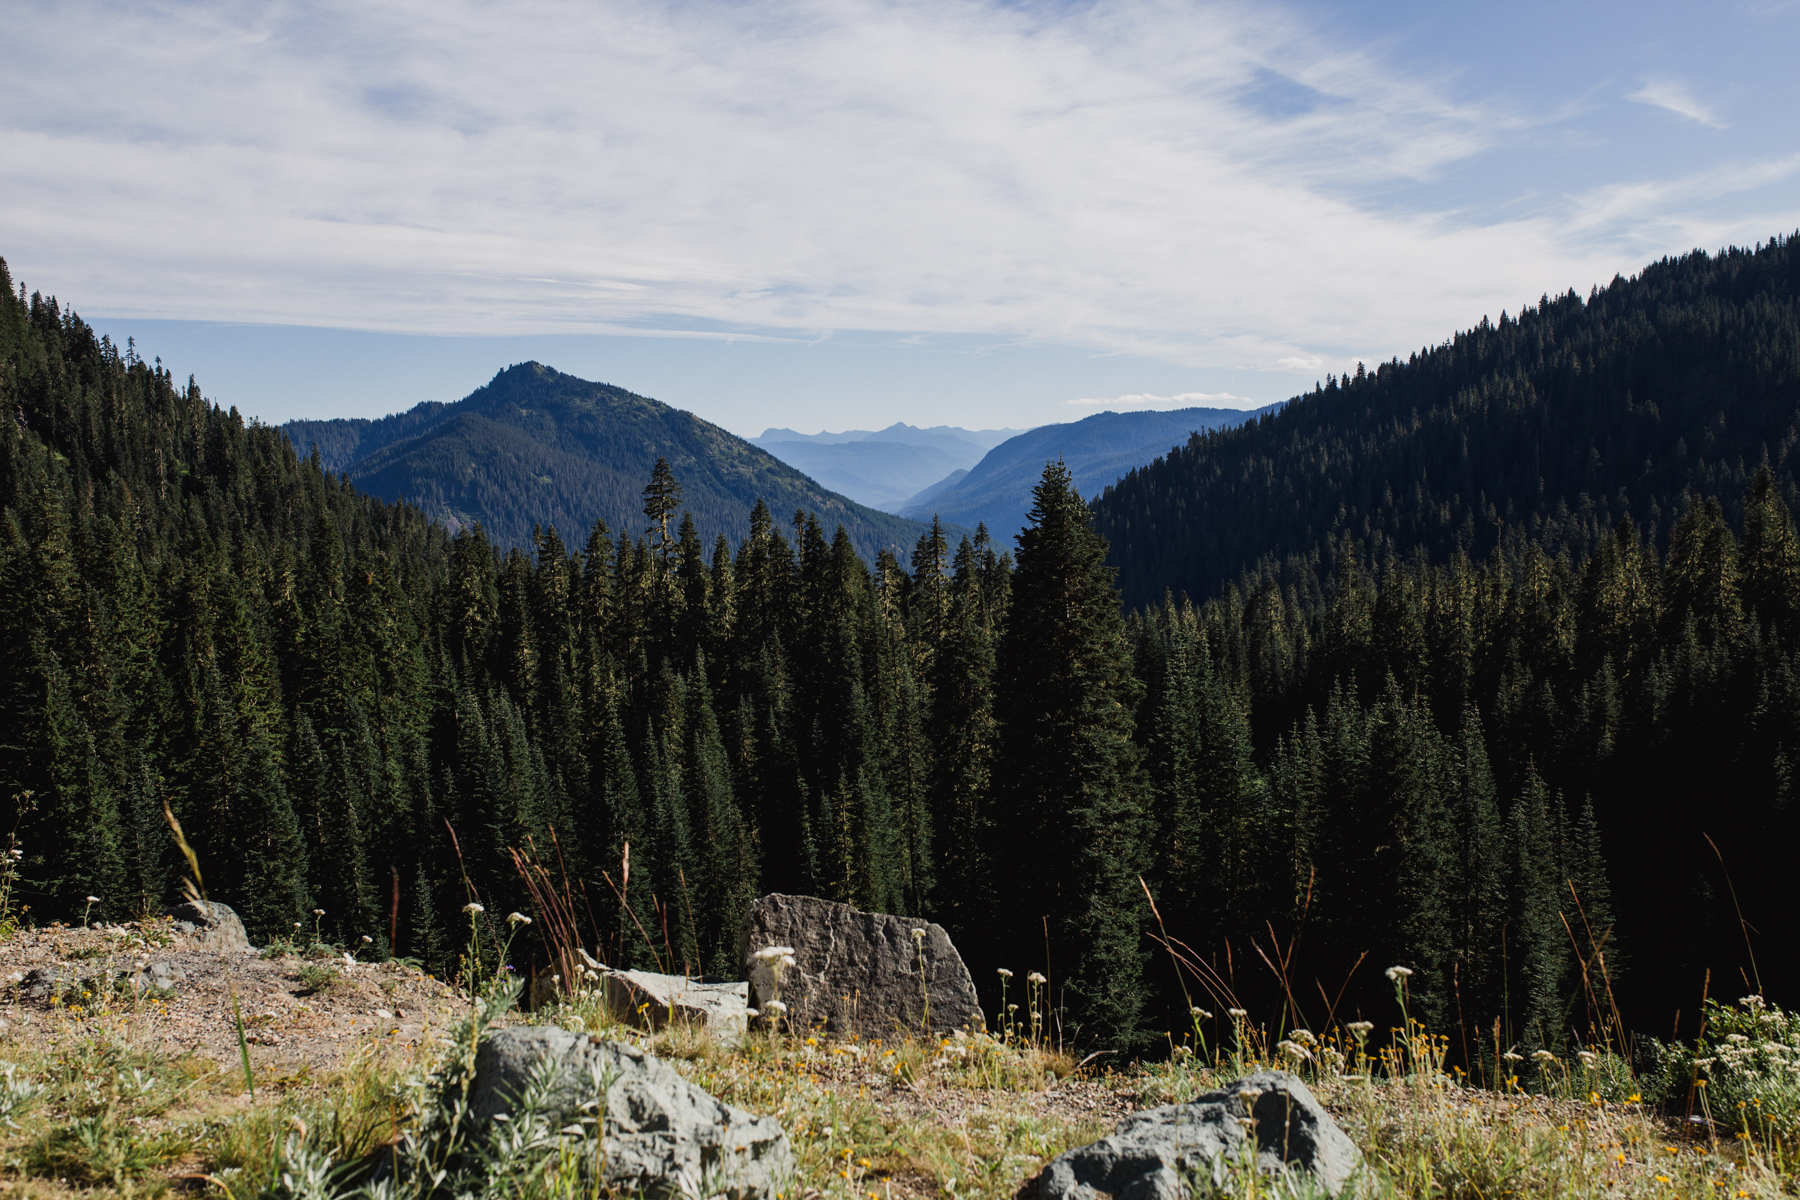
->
xmin=281 ymin=365 xmax=933 ymax=559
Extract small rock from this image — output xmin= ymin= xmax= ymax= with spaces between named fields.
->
xmin=1035 ymin=1070 xmax=1362 ymax=1200
xmin=737 ymin=893 xmax=984 ymax=1039
xmin=18 ymin=967 xmax=68 ymax=1001
xmin=164 ymin=901 xmax=252 ymax=951
xmin=602 ymin=969 xmax=748 ymax=1044
xmin=471 ymin=1026 xmax=792 ymax=1200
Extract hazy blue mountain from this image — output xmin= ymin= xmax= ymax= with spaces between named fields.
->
xmin=902 ymin=406 xmax=1277 ymax=540
xmin=901 ymin=468 xmax=970 ymax=510
xmin=756 ymin=422 xmax=1023 ymax=450
xmin=755 ymin=439 xmax=973 ymax=510
xmin=280 ymin=362 xmax=932 ymax=560
xmin=756 ymin=427 xmax=872 ymax=445
xmin=750 ymin=422 xmax=1024 ymax=511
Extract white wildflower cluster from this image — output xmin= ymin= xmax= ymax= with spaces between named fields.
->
xmin=1657 ymin=994 xmax=1800 ymax=1142
xmin=1277 ymin=1039 xmax=1313 ymax=1062
xmin=753 ymin=945 xmax=797 ymax=971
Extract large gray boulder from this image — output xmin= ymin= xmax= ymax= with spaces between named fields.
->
xmin=470 ymin=1026 xmax=791 ymax=1200
xmin=737 ymin=893 xmax=983 ymax=1038
xmin=166 ymin=901 xmax=251 ymax=951
xmin=1035 ymin=1071 xmax=1361 ymax=1200
xmin=602 ymin=969 xmax=749 ymax=1044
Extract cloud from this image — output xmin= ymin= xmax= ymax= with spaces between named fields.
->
xmin=1627 ymin=79 xmax=1727 ymax=128
xmin=1066 ymin=391 xmax=1261 ymax=408
xmin=0 ymin=0 xmax=1788 ymax=379
xmin=1275 ymin=353 xmax=1326 ymax=372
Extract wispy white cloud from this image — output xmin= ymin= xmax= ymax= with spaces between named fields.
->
xmin=0 ymin=0 xmax=1789 ymax=381
xmin=1627 ymin=78 xmax=1727 ymax=128
xmin=1066 ymin=390 xmax=1260 ymax=408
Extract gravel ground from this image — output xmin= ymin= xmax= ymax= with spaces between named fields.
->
xmin=0 ymin=918 xmax=466 ymax=1076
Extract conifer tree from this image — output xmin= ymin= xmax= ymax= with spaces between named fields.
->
xmin=992 ymin=461 xmax=1150 ymax=1049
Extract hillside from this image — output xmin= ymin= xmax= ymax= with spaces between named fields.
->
xmin=906 ymin=407 xmax=1274 ymax=539
xmin=282 ymin=363 xmax=931 ymax=560
xmin=1093 ymin=237 xmax=1800 ymax=609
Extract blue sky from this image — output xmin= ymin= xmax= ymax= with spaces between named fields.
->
xmin=5 ymin=0 xmax=1797 ymax=437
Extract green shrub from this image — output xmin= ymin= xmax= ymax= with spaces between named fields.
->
xmin=1652 ymin=994 xmax=1800 ymax=1141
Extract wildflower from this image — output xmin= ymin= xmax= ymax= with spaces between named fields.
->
xmin=1007 ymin=1004 xmax=1018 ymax=1012
xmin=1278 ymin=1040 xmax=1313 ymax=1061
xmin=754 ymin=946 xmax=796 ymax=961
xmin=1191 ymin=1007 xmax=1212 ymax=1020
xmin=1533 ymin=1050 xmax=1556 ymax=1062
xmin=1290 ymin=1028 xmax=1316 ymax=1045
xmin=313 ymin=908 xmax=325 ymax=916
xmin=361 ymin=935 xmax=373 ymax=944
xmin=506 ymin=912 xmax=530 ymax=926
xmin=997 ymin=968 xmax=1014 ymax=978
xmin=463 ymin=902 xmax=485 ymax=914
xmin=1347 ymin=1021 xmax=1374 ymax=1035
xmin=1229 ymin=1008 xmax=1248 ymax=1018
xmin=85 ymin=894 xmax=100 ymax=903
xmin=765 ymin=1000 xmax=788 ymax=1014
xmin=1028 ymin=971 xmax=1047 ymax=984
xmin=746 ymin=1008 xmax=760 ymax=1019
xmin=1385 ymin=966 xmax=1413 ymax=981
xmin=293 ymin=922 xmax=302 ymax=929
xmin=912 ymin=928 xmax=926 ymax=941
xmin=1503 ymin=1052 xmax=1523 ymax=1062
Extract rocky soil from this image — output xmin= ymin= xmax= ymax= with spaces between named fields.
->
xmin=0 ymin=918 xmax=466 ymax=1076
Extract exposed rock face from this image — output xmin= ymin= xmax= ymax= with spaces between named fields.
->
xmin=470 ymin=1026 xmax=792 ymax=1200
xmin=736 ymin=893 xmax=984 ymax=1038
xmin=1035 ymin=1071 xmax=1362 ymax=1200
xmin=165 ymin=901 xmax=251 ymax=951
xmin=602 ymin=969 xmax=748 ymax=1044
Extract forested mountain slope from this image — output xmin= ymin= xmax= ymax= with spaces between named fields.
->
xmin=912 ymin=406 xmax=1274 ymax=540
xmin=282 ymin=363 xmax=929 ymax=561
xmin=1096 ymin=236 xmax=1800 ymax=1031
xmin=1094 ymin=237 xmax=1800 ymax=609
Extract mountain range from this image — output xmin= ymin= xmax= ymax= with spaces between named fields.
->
xmin=902 ymin=406 xmax=1277 ymax=537
xmin=281 ymin=363 xmax=930 ymax=561
xmin=748 ymin=423 xmax=1021 ymax=511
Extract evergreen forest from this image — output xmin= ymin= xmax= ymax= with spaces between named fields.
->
xmin=5 ymin=240 xmax=1800 ymax=1066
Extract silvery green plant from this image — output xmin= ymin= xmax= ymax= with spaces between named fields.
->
xmin=0 ymin=1060 xmax=41 ymax=1129
xmin=1653 ymin=994 xmax=1800 ymax=1142
xmin=267 ymin=971 xmax=619 ymax=1200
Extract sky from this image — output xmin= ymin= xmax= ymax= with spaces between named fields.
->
xmin=5 ymin=0 xmax=1798 ymax=438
